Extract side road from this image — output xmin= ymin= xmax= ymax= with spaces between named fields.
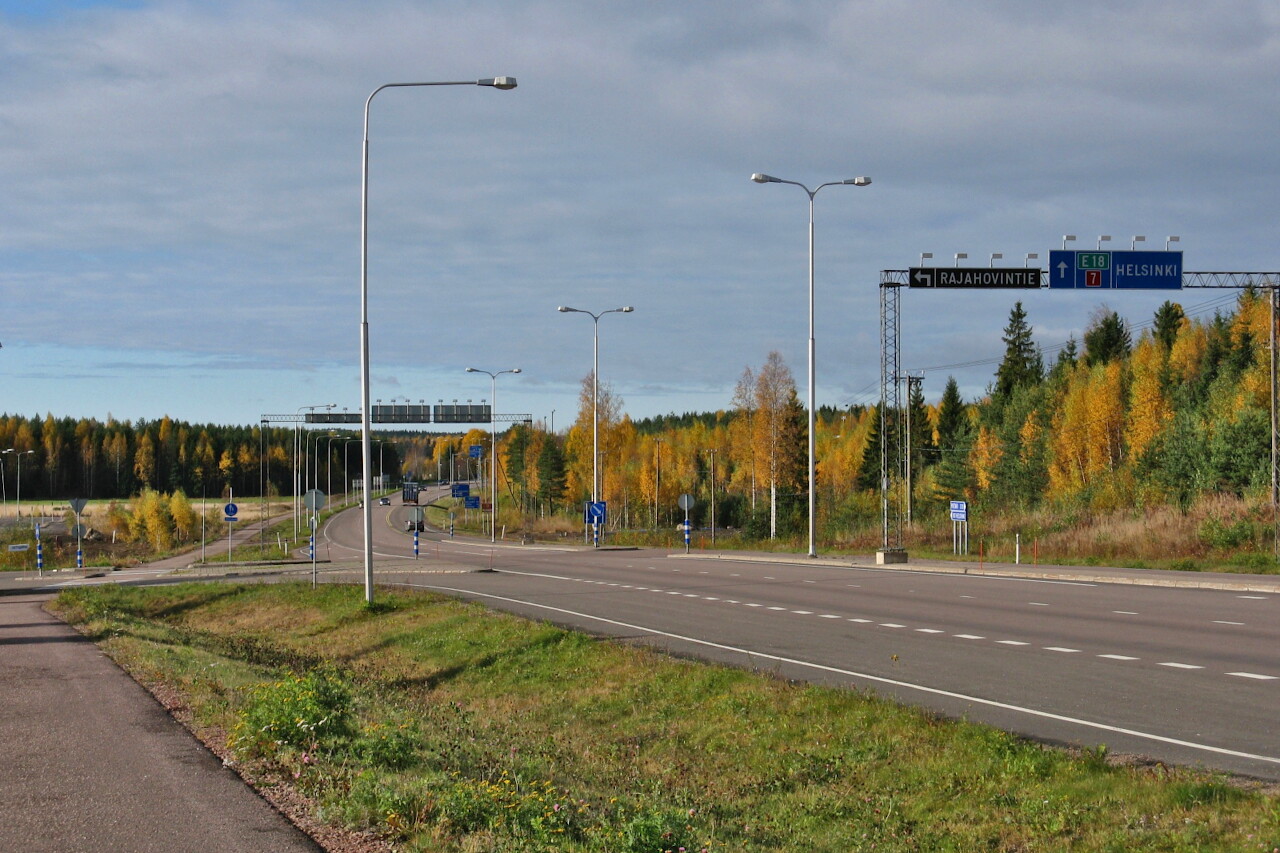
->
xmin=0 ymin=591 xmax=325 ymax=853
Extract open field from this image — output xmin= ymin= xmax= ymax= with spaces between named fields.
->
xmin=51 ymin=582 xmax=1280 ymax=852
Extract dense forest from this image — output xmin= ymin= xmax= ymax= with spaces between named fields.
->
xmin=0 ymin=416 xmax=402 ymax=503
xmin=7 ymin=290 xmax=1274 ymax=561
xmin=482 ymin=290 xmax=1277 ymax=555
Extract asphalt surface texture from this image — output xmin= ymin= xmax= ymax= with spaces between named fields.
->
xmin=0 ymin=591 xmax=324 ymax=853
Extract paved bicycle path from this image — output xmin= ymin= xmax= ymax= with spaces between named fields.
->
xmin=0 ymin=591 xmax=323 ymax=853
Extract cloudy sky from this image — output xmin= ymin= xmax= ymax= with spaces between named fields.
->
xmin=1 ymin=0 xmax=1278 ymax=429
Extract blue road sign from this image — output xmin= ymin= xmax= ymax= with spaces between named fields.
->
xmin=224 ymin=502 xmax=238 ymax=517
xmin=949 ymin=500 xmax=968 ymax=521
xmin=451 ymin=483 xmax=470 ymax=498
xmin=464 ymin=496 xmax=480 ymax=509
xmin=1048 ymin=250 xmax=1182 ymax=290
xmin=469 ymin=444 xmax=483 ymax=459
xmin=584 ymin=501 xmax=607 ymax=524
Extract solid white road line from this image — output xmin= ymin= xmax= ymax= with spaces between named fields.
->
xmin=400 ymin=580 xmax=1280 ymax=770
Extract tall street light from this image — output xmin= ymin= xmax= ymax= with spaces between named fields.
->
xmin=359 ymin=76 xmax=517 ymax=605
xmin=558 ymin=305 xmax=633 ymax=547
xmin=3 ymin=449 xmax=34 ymax=524
xmin=751 ymin=172 xmax=871 ymax=558
xmin=295 ymin=403 xmax=335 ymax=539
xmin=466 ymin=367 xmax=522 ymax=542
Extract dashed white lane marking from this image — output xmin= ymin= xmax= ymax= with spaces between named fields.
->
xmin=1238 ymin=595 xmax=1268 ymax=600
xmin=960 ymin=595 xmax=974 ymax=599
xmin=531 ymin=571 xmax=1275 ymax=686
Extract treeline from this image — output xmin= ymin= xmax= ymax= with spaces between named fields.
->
xmin=0 ymin=415 xmax=401 ymax=502
xmin=465 ymin=290 xmax=1275 ymax=542
xmin=909 ymin=292 xmax=1275 ymax=516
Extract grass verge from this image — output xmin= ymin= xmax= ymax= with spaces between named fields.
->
xmin=51 ymin=582 xmax=1280 ymax=852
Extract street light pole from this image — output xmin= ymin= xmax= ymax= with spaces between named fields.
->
xmin=467 ymin=367 xmax=522 ymax=542
xmin=558 ymin=305 xmax=633 ymax=547
xmin=3 ymin=449 xmax=34 ymax=525
xmin=359 ymin=76 xmax=517 ymax=606
xmin=704 ymin=448 xmax=717 ymax=546
xmin=751 ymin=172 xmax=871 ymax=557
xmin=295 ymin=403 xmax=335 ymax=539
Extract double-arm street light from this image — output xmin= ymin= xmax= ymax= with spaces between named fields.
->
xmin=751 ymin=172 xmax=871 ymax=558
xmin=558 ymin=305 xmax=633 ymax=546
xmin=466 ymin=367 xmax=522 ymax=542
xmin=3 ymin=449 xmax=34 ymax=524
xmin=359 ymin=76 xmax=517 ymax=605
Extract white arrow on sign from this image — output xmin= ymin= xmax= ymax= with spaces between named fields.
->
xmin=913 ymin=269 xmax=933 ymax=287
xmin=1057 ymin=261 xmax=1069 ymax=280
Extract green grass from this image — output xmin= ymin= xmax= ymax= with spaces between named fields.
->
xmin=51 ymin=582 xmax=1280 ymax=852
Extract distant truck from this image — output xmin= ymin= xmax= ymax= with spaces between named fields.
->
xmin=402 ymin=481 xmax=420 ymax=504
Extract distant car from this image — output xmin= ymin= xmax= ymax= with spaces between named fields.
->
xmin=378 ymin=496 xmax=391 ymax=506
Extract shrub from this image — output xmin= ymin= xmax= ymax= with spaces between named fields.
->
xmin=229 ymin=668 xmax=354 ymax=756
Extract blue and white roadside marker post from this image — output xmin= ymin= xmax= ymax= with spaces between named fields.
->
xmin=303 ymin=489 xmax=326 ymax=589
xmin=449 ymin=511 xmax=455 ymax=538
xmin=35 ymin=522 xmax=42 ymax=576
xmin=678 ymin=493 xmax=695 ymax=554
xmin=413 ymin=528 xmax=419 ymax=559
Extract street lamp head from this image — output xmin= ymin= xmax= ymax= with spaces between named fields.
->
xmin=478 ymin=77 xmax=518 ymax=90
xmin=619 ymin=306 xmax=634 ymax=313
xmin=844 ymin=176 xmax=872 ymax=186
xmin=466 ymin=367 xmax=479 ymax=373
xmin=510 ymin=368 xmax=523 ymax=374
xmin=751 ymin=173 xmax=779 ymax=183
xmin=557 ymin=306 xmax=574 ymax=313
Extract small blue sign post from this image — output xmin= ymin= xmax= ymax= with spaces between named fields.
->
xmin=585 ymin=501 xmax=607 ymax=548
xmin=950 ymin=500 xmax=969 ymax=555
xmin=1048 ymin=250 xmax=1182 ymax=290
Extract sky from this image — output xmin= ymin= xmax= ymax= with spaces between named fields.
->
xmin=2 ymin=0 xmax=1279 ymax=431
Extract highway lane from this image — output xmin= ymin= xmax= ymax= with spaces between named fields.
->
xmin=332 ymin=503 xmax=1280 ymax=779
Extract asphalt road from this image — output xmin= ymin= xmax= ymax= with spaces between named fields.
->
xmin=314 ymin=497 xmax=1280 ymax=782
xmin=0 ymin=592 xmax=323 ymax=853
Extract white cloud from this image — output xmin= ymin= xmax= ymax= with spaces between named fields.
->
xmin=1 ymin=0 xmax=1278 ymax=425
